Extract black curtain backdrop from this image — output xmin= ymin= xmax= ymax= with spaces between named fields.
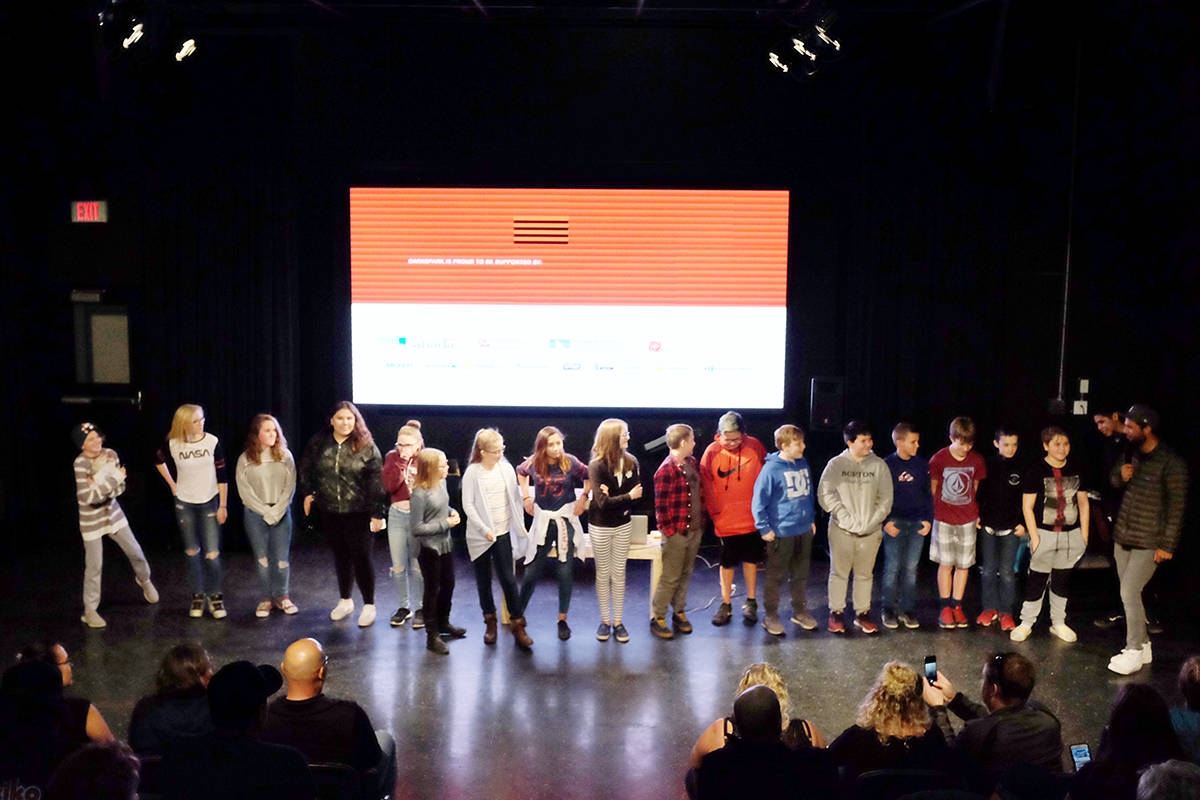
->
xmin=4 ymin=2 xmax=1196 ymax=599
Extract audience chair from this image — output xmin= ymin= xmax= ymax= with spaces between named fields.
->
xmin=856 ymin=769 xmax=965 ymax=800
xmin=137 ymin=753 xmax=164 ymax=800
xmin=310 ymin=762 xmax=360 ymax=800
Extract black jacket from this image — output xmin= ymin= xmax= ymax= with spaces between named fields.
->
xmin=298 ymin=433 xmax=387 ymax=517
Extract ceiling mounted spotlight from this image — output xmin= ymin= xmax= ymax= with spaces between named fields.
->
xmin=766 ymin=9 xmax=843 ymax=83
xmin=768 ymin=51 xmax=790 ymax=73
xmin=174 ymin=38 xmax=196 ymax=61
xmin=122 ymin=21 xmax=144 ymax=49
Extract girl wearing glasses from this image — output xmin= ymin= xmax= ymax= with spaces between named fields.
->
xmin=461 ymin=429 xmax=529 ymax=648
xmin=382 ymin=420 xmax=425 ymax=629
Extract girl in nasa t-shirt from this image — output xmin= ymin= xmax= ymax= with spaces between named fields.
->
xmin=155 ymin=403 xmax=229 ymax=619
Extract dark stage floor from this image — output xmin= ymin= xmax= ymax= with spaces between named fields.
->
xmin=4 ymin=536 xmax=1195 ymax=800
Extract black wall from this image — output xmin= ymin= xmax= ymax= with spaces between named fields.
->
xmin=4 ymin=2 xmax=1196 ymax=564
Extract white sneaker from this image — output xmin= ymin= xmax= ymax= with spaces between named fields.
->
xmin=1049 ymin=624 xmax=1077 ymax=643
xmin=1141 ymin=642 xmax=1153 ymax=665
xmin=1009 ymin=623 xmax=1033 ymax=642
xmin=255 ymin=600 xmax=273 ymax=618
xmin=330 ymin=598 xmax=355 ymax=621
xmin=138 ymin=577 xmax=160 ymax=604
xmin=358 ymin=604 xmax=376 ymax=627
xmin=80 ymin=609 xmax=107 ymax=629
xmin=1108 ymin=648 xmax=1144 ymax=675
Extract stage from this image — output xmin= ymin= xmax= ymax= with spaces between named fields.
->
xmin=3 ymin=536 xmax=1193 ymax=800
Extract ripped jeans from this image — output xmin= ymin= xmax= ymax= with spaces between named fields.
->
xmin=387 ymin=505 xmax=423 ymax=611
xmin=244 ymin=508 xmax=292 ymax=600
xmin=175 ymin=496 xmax=223 ymax=595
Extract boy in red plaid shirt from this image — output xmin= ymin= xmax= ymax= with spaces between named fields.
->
xmin=651 ymin=424 xmax=705 ymax=639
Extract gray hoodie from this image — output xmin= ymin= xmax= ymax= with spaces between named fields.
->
xmin=817 ymin=449 xmax=894 ymax=535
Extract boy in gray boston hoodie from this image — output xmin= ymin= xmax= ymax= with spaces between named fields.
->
xmin=817 ymin=420 xmax=894 ymax=634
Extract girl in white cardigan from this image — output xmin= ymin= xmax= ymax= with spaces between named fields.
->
xmin=461 ymin=429 xmax=529 ymax=648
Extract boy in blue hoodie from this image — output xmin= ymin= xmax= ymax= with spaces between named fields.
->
xmin=753 ymin=424 xmax=817 ymax=636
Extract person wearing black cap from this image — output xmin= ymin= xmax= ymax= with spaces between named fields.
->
xmin=72 ymin=422 xmax=157 ymax=628
xmin=1107 ymin=404 xmax=1189 ymax=675
xmin=162 ymin=660 xmax=315 ymax=800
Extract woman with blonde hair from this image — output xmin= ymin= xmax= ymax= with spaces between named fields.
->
xmin=689 ymin=662 xmax=827 ymax=769
xmin=587 ymin=419 xmax=642 ymax=643
xmin=236 ymin=414 xmax=297 ymax=618
xmin=828 ymin=661 xmax=955 ymax=781
xmin=516 ymin=426 xmax=591 ymax=642
xmin=410 ymin=447 xmax=464 ymax=655
xmin=154 ymin=404 xmax=229 ymax=619
xmin=461 ymin=428 xmax=529 ymax=648
xmin=299 ymin=401 xmax=387 ymax=627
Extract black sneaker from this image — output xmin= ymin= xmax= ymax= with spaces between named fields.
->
xmin=189 ymin=594 xmax=205 ymax=618
xmin=613 ymin=623 xmax=629 ymax=643
xmin=412 ymin=609 xmax=425 ymax=629
xmin=596 ymin=622 xmax=612 ymax=641
xmin=558 ymin=619 xmax=572 ymax=640
xmin=898 ymin=612 xmax=921 ymax=629
xmin=881 ymin=609 xmax=900 ymax=629
xmin=207 ymin=594 xmax=227 ymax=620
xmin=712 ymin=603 xmax=733 ymax=626
xmin=390 ymin=607 xmax=411 ymax=627
xmin=672 ymin=612 xmax=693 ymax=634
xmin=1093 ymin=613 xmax=1124 ymax=629
xmin=651 ymin=618 xmax=674 ymax=639
xmin=1147 ymin=616 xmax=1165 ymax=635
xmin=426 ymin=636 xmax=449 ymax=655
xmin=742 ymin=599 xmax=758 ymax=626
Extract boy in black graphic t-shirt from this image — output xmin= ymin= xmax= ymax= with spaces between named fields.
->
xmin=1009 ymin=426 xmax=1088 ymax=644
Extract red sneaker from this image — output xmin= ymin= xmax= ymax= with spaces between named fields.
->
xmin=853 ymin=613 xmax=879 ymax=634
xmin=938 ymin=607 xmax=956 ymax=629
xmin=953 ymin=606 xmax=969 ymax=628
xmin=999 ymin=614 xmax=1016 ymax=631
xmin=976 ymin=609 xmax=998 ymax=627
xmin=828 ymin=612 xmax=846 ymax=634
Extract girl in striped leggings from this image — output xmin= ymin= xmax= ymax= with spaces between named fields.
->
xmin=587 ymin=419 xmax=643 ymax=643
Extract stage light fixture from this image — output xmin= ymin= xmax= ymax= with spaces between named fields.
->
xmin=122 ymin=22 xmax=144 ymax=49
xmin=174 ymin=38 xmax=196 ymax=61
xmin=769 ymin=51 xmax=790 ymax=73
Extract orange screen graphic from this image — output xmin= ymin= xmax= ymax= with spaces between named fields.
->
xmin=350 ymin=188 xmax=788 ymax=306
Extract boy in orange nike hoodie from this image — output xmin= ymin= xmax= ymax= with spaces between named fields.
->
xmin=699 ymin=411 xmax=768 ymax=626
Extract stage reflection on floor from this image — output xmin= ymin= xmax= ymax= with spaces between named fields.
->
xmin=4 ymin=538 xmax=1193 ymax=800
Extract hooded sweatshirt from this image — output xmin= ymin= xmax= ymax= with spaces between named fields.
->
xmin=817 ymin=449 xmax=894 ymax=536
xmin=700 ymin=434 xmax=767 ymax=537
xmin=752 ymin=452 xmax=816 ymax=538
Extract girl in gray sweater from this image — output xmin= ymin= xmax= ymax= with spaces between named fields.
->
xmin=411 ymin=448 xmax=464 ymax=654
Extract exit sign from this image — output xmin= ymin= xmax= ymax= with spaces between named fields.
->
xmin=71 ymin=200 xmax=108 ymax=223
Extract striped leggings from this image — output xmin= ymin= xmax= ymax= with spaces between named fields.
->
xmin=591 ymin=521 xmax=632 ymax=624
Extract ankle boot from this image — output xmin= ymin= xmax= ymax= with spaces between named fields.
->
xmin=483 ymin=613 xmax=498 ymax=645
xmin=426 ymin=632 xmax=449 ymax=655
xmin=511 ymin=616 xmax=534 ymax=650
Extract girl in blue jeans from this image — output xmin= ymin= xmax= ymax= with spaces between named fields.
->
xmin=236 ymin=414 xmax=298 ymax=618
xmin=382 ymin=421 xmax=425 ymax=628
xmin=155 ymin=404 xmax=229 ymax=619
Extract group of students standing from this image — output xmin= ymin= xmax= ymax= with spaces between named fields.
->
xmin=71 ymin=401 xmax=1186 ymax=670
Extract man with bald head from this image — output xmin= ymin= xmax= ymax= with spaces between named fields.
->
xmin=259 ymin=638 xmax=396 ymax=800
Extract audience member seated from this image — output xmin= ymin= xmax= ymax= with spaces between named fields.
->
xmin=1137 ymin=760 xmax=1200 ymax=800
xmin=689 ymin=661 xmax=826 ymax=771
xmin=17 ymin=639 xmax=115 ymax=743
xmin=259 ymin=637 xmax=396 ymax=800
xmin=161 ymin=660 xmax=315 ymax=800
xmin=1069 ymin=683 xmax=1183 ymax=800
xmin=0 ymin=661 xmax=93 ymax=799
xmin=1171 ymin=656 xmax=1200 ymax=763
xmin=45 ymin=739 xmax=140 ymax=800
xmin=990 ymin=761 xmax=1063 ymax=800
xmin=129 ymin=642 xmax=215 ymax=755
xmin=695 ymin=684 xmax=838 ymax=800
xmin=829 ymin=661 xmax=960 ymax=784
xmin=927 ymin=652 xmax=1063 ymax=791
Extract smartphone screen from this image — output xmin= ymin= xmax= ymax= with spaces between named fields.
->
xmin=924 ymin=655 xmax=937 ymax=683
xmin=1070 ymin=743 xmax=1091 ymax=771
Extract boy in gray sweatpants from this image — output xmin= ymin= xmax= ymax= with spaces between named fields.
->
xmin=817 ymin=420 xmax=894 ymax=634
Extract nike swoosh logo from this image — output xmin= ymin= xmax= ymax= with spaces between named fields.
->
xmin=717 ymin=464 xmax=741 ymax=478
